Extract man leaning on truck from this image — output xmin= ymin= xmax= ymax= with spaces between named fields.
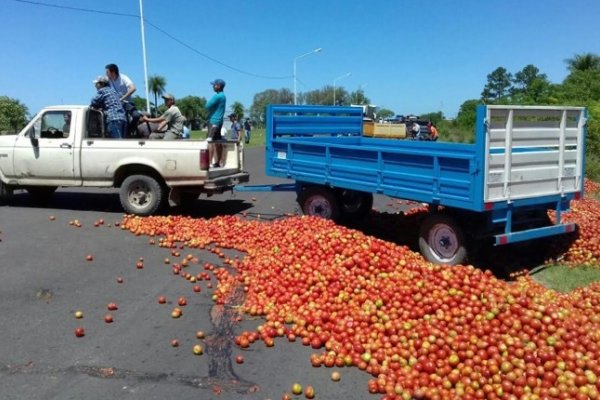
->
xmin=90 ymin=75 xmax=127 ymax=139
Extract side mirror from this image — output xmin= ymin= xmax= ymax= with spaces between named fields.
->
xmin=28 ymin=127 xmax=39 ymax=146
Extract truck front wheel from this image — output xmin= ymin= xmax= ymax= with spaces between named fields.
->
xmin=298 ymin=186 xmax=341 ymax=222
xmin=119 ymin=174 xmax=165 ymax=216
xmin=419 ymin=213 xmax=467 ymax=265
xmin=0 ymin=181 xmax=14 ymax=204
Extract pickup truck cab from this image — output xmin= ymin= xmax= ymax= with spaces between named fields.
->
xmin=0 ymin=105 xmax=249 ymax=215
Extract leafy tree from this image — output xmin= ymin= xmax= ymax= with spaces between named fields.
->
xmin=350 ymin=89 xmax=370 ymax=105
xmin=511 ymin=64 xmax=552 ymax=103
xmin=557 ymin=69 xmax=600 ymax=102
xmin=0 ymin=96 xmax=29 ymax=133
xmin=377 ymin=108 xmax=394 ymax=120
xmin=420 ymin=111 xmax=444 ymax=125
xmin=304 ymin=86 xmax=350 ymax=106
xmin=148 ymin=75 xmax=166 ymax=116
xmin=455 ymin=99 xmax=480 ymax=130
xmin=131 ymin=95 xmax=148 ymax=113
xmin=177 ymin=96 xmax=206 ymax=122
xmin=481 ymin=67 xmax=513 ymax=102
xmin=565 ymin=53 xmax=600 ymax=73
xmin=250 ymin=89 xmax=293 ymax=127
xmin=230 ymin=101 xmax=245 ymax=120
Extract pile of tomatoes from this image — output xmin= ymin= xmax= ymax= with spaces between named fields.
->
xmin=121 ymin=207 xmax=600 ymax=400
xmin=546 ymin=179 xmax=600 ymax=267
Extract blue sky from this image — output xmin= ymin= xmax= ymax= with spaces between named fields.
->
xmin=1 ymin=0 xmax=599 ymax=118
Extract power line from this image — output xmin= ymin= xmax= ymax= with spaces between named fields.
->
xmin=10 ymin=0 xmax=292 ymax=80
xmin=13 ymin=0 xmax=138 ymax=18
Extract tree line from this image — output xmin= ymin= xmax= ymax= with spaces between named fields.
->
xmin=1 ymin=53 xmax=599 ymax=179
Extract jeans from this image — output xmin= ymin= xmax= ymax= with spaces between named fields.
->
xmin=107 ymin=120 xmax=126 ymax=139
xmin=244 ymin=130 xmax=251 ymax=144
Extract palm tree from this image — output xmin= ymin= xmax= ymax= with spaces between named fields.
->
xmin=230 ymin=101 xmax=245 ymax=120
xmin=148 ymin=75 xmax=166 ymax=116
xmin=565 ymin=53 xmax=600 ymax=73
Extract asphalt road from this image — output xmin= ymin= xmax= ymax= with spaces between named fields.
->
xmin=0 ymin=147 xmax=411 ymax=400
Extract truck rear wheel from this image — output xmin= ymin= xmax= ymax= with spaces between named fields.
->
xmin=339 ymin=190 xmax=373 ymax=220
xmin=419 ymin=213 xmax=467 ymax=265
xmin=298 ymin=186 xmax=341 ymax=221
xmin=119 ymin=174 xmax=165 ymax=216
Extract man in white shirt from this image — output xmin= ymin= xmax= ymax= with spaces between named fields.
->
xmin=105 ymin=63 xmax=140 ymax=137
xmin=105 ymin=63 xmax=136 ymax=102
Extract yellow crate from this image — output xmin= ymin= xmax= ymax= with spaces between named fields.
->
xmin=363 ymin=122 xmax=406 ymax=138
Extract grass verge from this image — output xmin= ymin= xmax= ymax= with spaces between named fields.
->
xmin=190 ymin=128 xmax=266 ymax=147
xmin=531 ymin=264 xmax=600 ymax=292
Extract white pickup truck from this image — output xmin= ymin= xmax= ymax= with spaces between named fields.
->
xmin=0 ymin=105 xmax=249 ymax=215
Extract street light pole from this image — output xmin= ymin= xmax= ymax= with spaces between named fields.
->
xmin=293 ymin=48 xmax=322 ymax=105
xmin=333 ymin=72 xmax=351 ymax=106
xmin=139 ymin=0 xmax=150 ymax=113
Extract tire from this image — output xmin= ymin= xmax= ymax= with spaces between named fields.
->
xmin=338 ymin=190 xmax=373 ymax=220
xmin=0 ymin=180 xmax=14 ymax=204
xmin=119 ymin=174 xmax=165 ymax=216
xmin=418 ymin=213 xmax=467 ymax=265
xmin=298 ymin=186 xmax=341 ymax=221
xmin=26 ymin=186 xmax=57 ymax=203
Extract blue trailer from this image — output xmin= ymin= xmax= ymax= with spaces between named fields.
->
xmin=240 ymin=104 xmax=587 ymax=265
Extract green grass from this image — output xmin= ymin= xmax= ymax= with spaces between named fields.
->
xmin=190 ymin=128 xmax=266 ymax=147
xmin=531 ymin=264 xmax=600 ymax=292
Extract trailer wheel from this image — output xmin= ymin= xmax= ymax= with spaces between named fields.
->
xmin=26 ymin=186 xmax=57 ymax=203
xmin=339 ymin=190 xmax=373 ymax=220
xmin=419 ymin=214 xmax=467 ymax=265
xmin=298 ymin=186 xmax=341 ymax=221
xmin=119 ymin=174 xmax=165 ymax=216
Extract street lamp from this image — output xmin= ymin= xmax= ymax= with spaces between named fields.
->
xmin=293 ymin=47 xmax=322 ymax=105
xmin=333 ymin=72 xmax=351 ymax=106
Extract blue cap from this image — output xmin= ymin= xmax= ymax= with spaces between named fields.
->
xmin=210 ymin=79 xmax=226 ymax=88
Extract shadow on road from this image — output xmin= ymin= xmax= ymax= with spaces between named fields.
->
xmin=5 ymin=191 xmax=254 ymax=219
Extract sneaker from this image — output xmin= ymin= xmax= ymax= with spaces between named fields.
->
xmin=212 ymin=163 xmax=220 ymax=168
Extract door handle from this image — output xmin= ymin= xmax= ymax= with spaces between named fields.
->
xmin=60 ymin=143 xmax=72 ymax=149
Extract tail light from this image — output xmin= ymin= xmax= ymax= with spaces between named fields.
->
xmin=200 ymin=149 xmax=209 ymax=171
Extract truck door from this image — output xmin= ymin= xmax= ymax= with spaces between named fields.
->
xmin=13 ymin=110 xmax=80 ymax=186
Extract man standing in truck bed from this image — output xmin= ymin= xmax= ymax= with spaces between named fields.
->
xmin=205 ymin=79 xmax=226 ymax=168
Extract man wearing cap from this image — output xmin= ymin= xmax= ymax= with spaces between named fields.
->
xmin=205 ymin=79 xmax=226 ymax=167
xmin=141 ymin=94 xmax=185 ymax=140
xmin=90 ymin=75 xmax=127 ymax=139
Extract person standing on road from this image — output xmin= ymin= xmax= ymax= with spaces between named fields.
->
xmin=205 ymin=79 xmax=226 ymax=168
xmin=105 ymin=63 xmax=140 ymax=136
xmin=141 ymin=94 xmax=185 ymax=140
xmin=90 ymin=75 xmax=127 ymax=139
xmin=243 ymin=118 xmax=251 ymax=144
xmin=228 ymin=114 xmax=242 ymax=144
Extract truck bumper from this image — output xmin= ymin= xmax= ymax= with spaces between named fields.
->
xmin=494 ymin=223 xmax=577 ymax=245
xmin=203 ymin=172 xmax=250 ymax=191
